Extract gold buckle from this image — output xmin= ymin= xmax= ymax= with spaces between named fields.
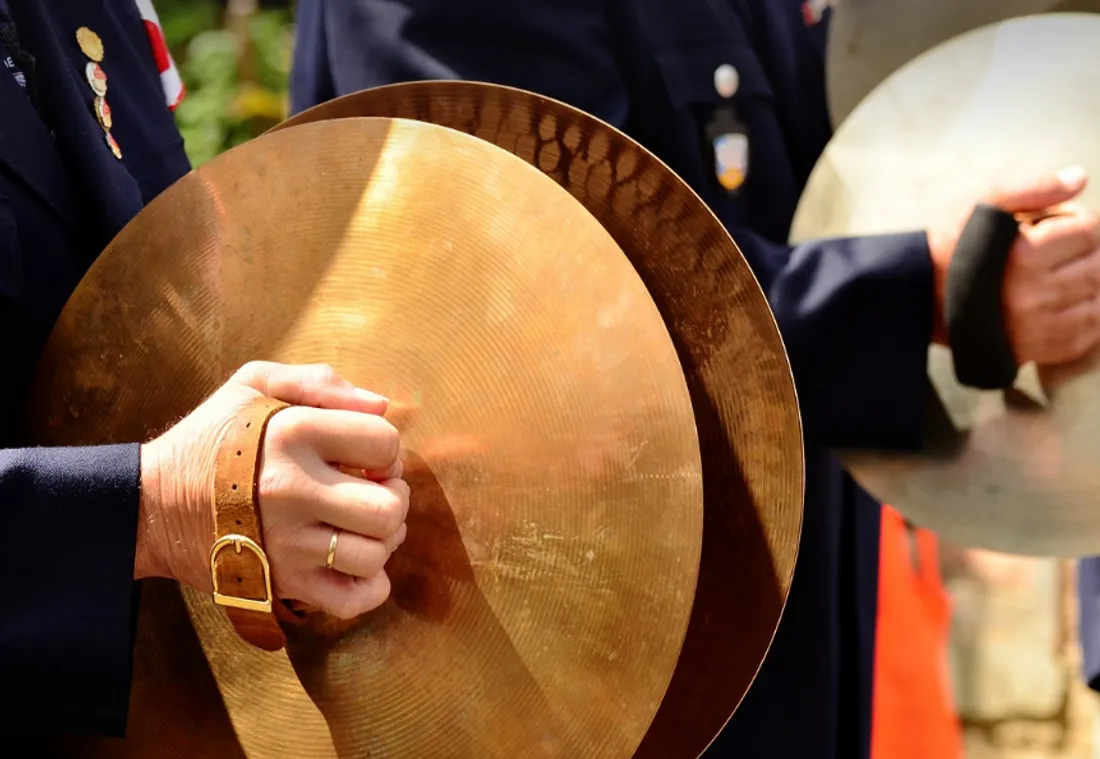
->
xmin=209 ymin=534 xmax=274 ymax=614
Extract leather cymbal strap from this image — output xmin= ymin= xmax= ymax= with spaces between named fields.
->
xmin=210 ymin=396 xmax=290 ymax=652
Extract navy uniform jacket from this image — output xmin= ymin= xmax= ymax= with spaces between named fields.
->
xmin=0 ymin=0 xmax=191 ymax=736
xmin=290 ymin=1 xmax=932 ymax=758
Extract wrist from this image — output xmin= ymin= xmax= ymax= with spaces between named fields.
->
xmin=926 ymin=228 xmax=952 ymax=346
xmin=135 ymin=442 xmax=169 ymax=580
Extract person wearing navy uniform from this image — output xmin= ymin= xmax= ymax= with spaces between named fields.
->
xmin=0 ymin=0 xmax=411 ymax=737
xmin=289 ymin=1 xmax=1100 ymax=757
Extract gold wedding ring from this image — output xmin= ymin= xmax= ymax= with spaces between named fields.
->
xmin=326 ymin=528 xmax=340 ymax=570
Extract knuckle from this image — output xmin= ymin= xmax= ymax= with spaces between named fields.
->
xmin=257 ymin=462 xmax=300 ymax=500
xmin=348 ymin=539 xmax=385 ymax=577
xmin=267 ymin=407 xmax=312 ymax=446
xmin=234 ymin=360 xmax=273 ymax=384
xmin=311 ymin=363 xmax=345 ymax=387
xmin=363 ymin=575 xmax=393 ymax=613
xmin=372 ymin=419 xmax=402 ymax=461
xmin=369 ymin=489 xmax=406 ymax=535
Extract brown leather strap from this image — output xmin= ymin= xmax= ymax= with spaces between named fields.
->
xmin=210 ymin=396 xmax=290 ymax=651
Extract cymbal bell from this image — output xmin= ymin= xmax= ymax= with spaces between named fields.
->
xmin=793 ymin=13 xmax=1100 ymax=557
xmin=277 ymin=80 xmax=805 ymax=759
xmin=28 ymin=117 xmax=706 ymax=757
xmin=826 ymin=0 xmax=1099 ymax=126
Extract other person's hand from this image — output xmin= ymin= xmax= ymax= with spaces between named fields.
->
xmin=928 ymin=166 xmax=1100 ymax=365
xmin=135 ymin=361 xmax=409 ymax=619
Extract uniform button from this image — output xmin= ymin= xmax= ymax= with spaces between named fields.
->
xmin=714 ymin=64 xmax=739 ymax=99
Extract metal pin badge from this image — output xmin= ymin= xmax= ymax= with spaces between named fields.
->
xmin=94 ymin=97 xmax=113 ymax=131
xmin=706 ymin=64 xmax=749 ymax=193
xmin=106 ymin=132 xmax=123 ymax=160
xmin=713 ymin=64 xmax=740 ymax=99
xmin=76 ymin=27 xmax=104 ymax=63
xmin=86 ymin=61 xmax=108 ymax=97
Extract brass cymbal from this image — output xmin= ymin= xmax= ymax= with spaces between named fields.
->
xmin=28 ymin=117 xmax=706 ymax=757
xmin=276 ymin=81 xmax=804 ymax=758
xmin=826 ymin=0 xmax=1098 ymax=126
xmin=793 ymin=13 xmax=1100 ymax=557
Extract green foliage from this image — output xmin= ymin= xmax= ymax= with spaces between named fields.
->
xmin=157 ymin=0 xmax=294 ymax=165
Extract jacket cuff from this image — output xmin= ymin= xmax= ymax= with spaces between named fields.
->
xmin=780 ymin=231 xmax=934 ymax=450
xmin=0 ymin=443 xmax=141 ymax=736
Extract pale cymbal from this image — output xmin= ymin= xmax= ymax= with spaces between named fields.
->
xmin=793 ymin=14 xmax=1100 ymax=557
xmin=28 ymin=117 xmax=705 ymax=757
xmin=276 ymin=80 xmax=805 ymax=759
xmin=826 ymin=0 xmax=1099 ymax=126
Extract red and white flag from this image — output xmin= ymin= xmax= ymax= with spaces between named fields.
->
xmin=134 ymin=0 xmax=185 ymax=111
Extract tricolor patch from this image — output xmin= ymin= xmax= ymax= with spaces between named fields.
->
xmin=134 ymin=0 xmax=185 ymax=111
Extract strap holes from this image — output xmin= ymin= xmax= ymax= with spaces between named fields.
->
xmin=231 ymin=483 xmax=238 ymax=490
xmin=236 ymin=450 xmax=242 ymax=456
xmin=236 ymin=577 xmax=243 ymax=583
xmin=245 ymin=422 xmax=251 ymax=428
xmin=235 ymin=519 xmax=242 ymax=526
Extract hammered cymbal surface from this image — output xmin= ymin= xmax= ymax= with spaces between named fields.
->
xmin=826 ymin=0 xmax=1099 ymax=126
xmin=27 ymin=117 xmax=705 ymax=758
xmin=278 ymin=80 xmax=805 ymax=758
xmin=794 ymin=14 xmax=1100 ymax=557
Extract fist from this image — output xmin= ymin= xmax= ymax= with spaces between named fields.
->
xmin=137 ymin=362 xmax=409 ymax=619
xmin=930 ymin=166 xmax=1100 ymax=365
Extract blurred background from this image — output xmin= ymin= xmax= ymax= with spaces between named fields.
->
xmin=158 ymin=0 xmax=293 ymax=166
xmin=159 ymin=2 xmax=1100 ymax=757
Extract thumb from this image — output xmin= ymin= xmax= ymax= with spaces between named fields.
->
xmin=988 ymin=165 xmax=1088 ymax=213
xmin=232 ymin=361 xmax=390 ymax=415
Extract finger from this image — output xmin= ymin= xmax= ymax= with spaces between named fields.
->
xmin=1040 ymin=253 xmax=1100 ymax=310
xmin=988 ymin=166 xmax=1087 ymax=213
xmin=1043 ymin=296 xmax=1100 ymax=364
xmin=287 ymin=525 xmax=401 ymax=578
xmin=295 ymin=568 xmax=392 ymax=620
xmin=234 ymin=361 xmax=390 ymax=415
xmin=363 ymin=456 xmax=404 ymax=482
xmin=1024 ymin=212 xmax=1100 ymax=271
xmin=279 ymin=406 xmax=401 ymax=471
xmin=308 ymin=474 xmax=410 ymax=539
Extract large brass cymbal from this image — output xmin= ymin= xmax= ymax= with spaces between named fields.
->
xmin=28 ymin=117 xmax=705 ymax=758
xmin=826 ymin=0 xmax=1098 ymax=126
xmin=276 ymin=81 xmax=805 ymax=758
xmin=793 ymin=13 xmax=1100 ymax=557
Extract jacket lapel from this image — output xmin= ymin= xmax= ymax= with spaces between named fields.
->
xmin=0 ymin=40 xmax=82 ymax=232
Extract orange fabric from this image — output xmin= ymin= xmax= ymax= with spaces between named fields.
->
xmin=870 ymin=506 xmax=964 ymax=759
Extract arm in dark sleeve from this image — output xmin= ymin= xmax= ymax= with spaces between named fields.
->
xmin=0 ymin=444 xmax=141 ymax=736
xmin=729 ymin=224 xmax=934 ymax=451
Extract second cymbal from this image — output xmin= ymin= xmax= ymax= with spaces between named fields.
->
xmin=276 ymin=81 xmax=805 ymax=758
xmin=795 ymin=14 xmax=1100 ymax=557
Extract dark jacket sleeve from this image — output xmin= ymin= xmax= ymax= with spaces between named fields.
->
xmin=730 ymin=224 xmax=934 ymax=451
xmin=0 ymin=444 xmax=141 ymax=736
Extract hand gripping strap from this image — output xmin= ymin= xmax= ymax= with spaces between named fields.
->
xmin=210 ymin=396 xmax=290 ymax=651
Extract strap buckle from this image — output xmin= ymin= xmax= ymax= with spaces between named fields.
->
xmin=210 ymin=534 xmax=274 ymax=614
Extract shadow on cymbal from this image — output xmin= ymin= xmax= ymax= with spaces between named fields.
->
xmin=281 ymin=451 xmax=580 ymax=759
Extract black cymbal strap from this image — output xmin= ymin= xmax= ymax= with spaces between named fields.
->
xmin=944 ymin=203 xmax=1021 ymax=390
